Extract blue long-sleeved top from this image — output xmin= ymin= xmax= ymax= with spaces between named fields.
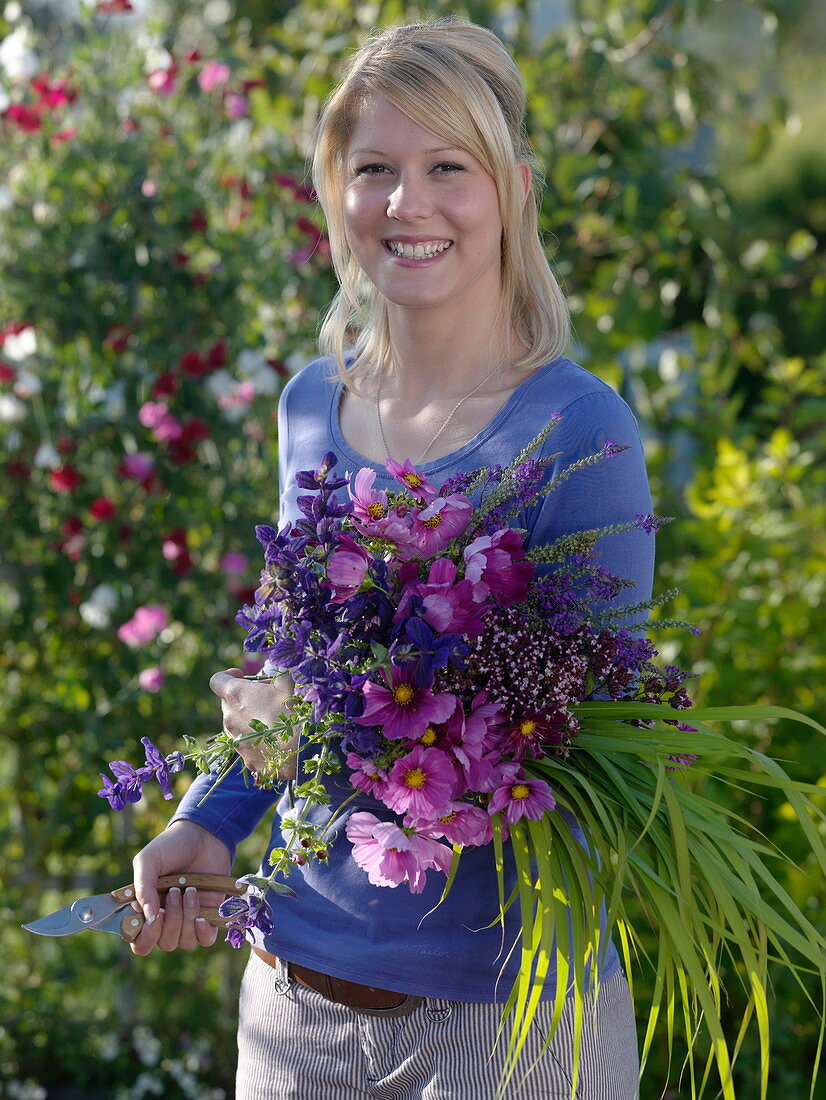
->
xmin=173 ymin=355 xmax=654 ymax=1000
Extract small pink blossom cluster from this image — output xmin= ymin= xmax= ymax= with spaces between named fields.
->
xmin=117 ymin=604 xmax=168 ymax=647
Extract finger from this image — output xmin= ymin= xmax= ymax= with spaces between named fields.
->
xmin=130 ymin=907 xmax=165 ymax=957
xmin=196 ymin=914 xmax=220 ymax=948
xmin=209 ymin=667 xmax=245 ymax=698
xmin=156 ymin=886 xmax=184 ymax=951
xmin=133 ymin=856 xmax=161 ymax=922
xmin=177 ymin=885 xmax=202 ymax=950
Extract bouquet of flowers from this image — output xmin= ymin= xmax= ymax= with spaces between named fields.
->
xmin=99 ymin=425 xmax=825 ymax=1100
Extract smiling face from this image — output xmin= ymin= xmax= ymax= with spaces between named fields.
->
xmin=342 ymin=97 xmax=506 ymax=323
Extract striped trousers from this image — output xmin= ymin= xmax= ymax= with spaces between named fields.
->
xmin=236 ymin=952 xmax=640 ymax=1099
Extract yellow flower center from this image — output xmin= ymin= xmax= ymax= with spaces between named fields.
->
xmin=367 ymin=502 xmax=385 ymax=519
xmin=420 ymin=727 xmax=437 ymax=746
xmin=403 ymin=473 xmax=423 ymax=489
xmin=404 ymin=768 xmax=427 ymax=789
xmin=519 ymin=720 xmax=537 ymax=737
xmin=392 ymin=683 xmax=415 ymax=706
xmin=438 ymin=811 xmax=457 ymax=824
xmin=511 ymin=784 xmax=530 ymax=801
xmin=423 ymin=514 xmax=443 ymax=529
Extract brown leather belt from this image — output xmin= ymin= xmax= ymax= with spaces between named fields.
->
xmin=252 ymin=946 xmax=424 ymax=1016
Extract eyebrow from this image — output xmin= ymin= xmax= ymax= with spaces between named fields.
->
xmin=348 ymin=146 xmax=465 ymax=158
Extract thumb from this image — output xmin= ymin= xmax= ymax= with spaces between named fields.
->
xmin=209 ymin=667 xmax=245 ymax=697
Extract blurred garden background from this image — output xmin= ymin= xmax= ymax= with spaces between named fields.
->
xmin=1 ymin=0 xmax=823 ymax=1096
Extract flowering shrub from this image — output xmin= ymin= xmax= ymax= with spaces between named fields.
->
xmin=0 ymin=2 xmax=337 ymax=1092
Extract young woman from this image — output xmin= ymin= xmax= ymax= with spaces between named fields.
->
xmin=130 ymin=20 xmax=651 ymax=1099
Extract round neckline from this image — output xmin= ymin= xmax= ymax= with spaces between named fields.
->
xmin=329 ymin=356 xmax=566 ymax=479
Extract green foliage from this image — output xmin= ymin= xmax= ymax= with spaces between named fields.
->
xmin=1 ymin=0 xmax=823 ymax=1096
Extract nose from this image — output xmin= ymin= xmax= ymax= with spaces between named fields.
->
xmin=386 ymin=173 xmax=432 ymax=221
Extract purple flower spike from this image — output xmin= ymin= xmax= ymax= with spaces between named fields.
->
xmin=635 ymin=514 xmax=671 ymax=535
xmin=140 ymin=736 xmax=184 ymax=799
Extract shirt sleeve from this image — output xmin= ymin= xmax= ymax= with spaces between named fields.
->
xmin=170 ymin=761 xmax=281 ymax=862
xmin=522 ymin=388 xmax=655 ymax=614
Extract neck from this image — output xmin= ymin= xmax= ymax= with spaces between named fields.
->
xmin=384 ymin=305 xmax=512 ymax=400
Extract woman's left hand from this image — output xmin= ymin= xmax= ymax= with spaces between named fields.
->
xmin=209 ymin=668 xmax=297 ymax=779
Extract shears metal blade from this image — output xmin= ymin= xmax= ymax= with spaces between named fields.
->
xmin=22 ymin=873 xmax=247 ymax=943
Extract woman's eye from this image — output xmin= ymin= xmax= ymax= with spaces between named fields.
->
xmin=433 ymin=162 xmax=465 ymax=174
xmin=355 ymin=164 xmax=389 ymax=176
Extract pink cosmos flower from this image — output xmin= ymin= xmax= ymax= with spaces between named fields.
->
xmin=402 ymin=558 xmax=488 ymax=639
xmin=138 ymin=666 xmax=164 ymax=692
xmin=117 ymin=605 xmax=168 ymax=647
xmin=463 ymin=529 xmax=535 ymax=606
xmin=346 ymin=811 xmax=452 ymax=893
xmin=349 ymin=468 xmax=419 ymax=553
xmin=410 ymin=494 xmax=472 ymax=556
xmin=355 ymin=666 xmax=457 ymax=742
xmin=326 ymin=535 xmax=371 ymax=602
xmin=345 ymin=752 xmax=389 ymax=798
xmin=418 ymin=801 xmax=492 ymax=847
xmin=349 ymin=468 xmax=389 ymax=524
xmin=488 ymin=763 xmax=557 ymax=827
xmin=451 ymin=691 xmax=507 ymax=790
xmin=385 ymin=458 xmax=437 ymax=502
xmin=198 ymin=60 xmax=231 ymax=92
xmin=384 ymin=745 xmax=456 ymax=818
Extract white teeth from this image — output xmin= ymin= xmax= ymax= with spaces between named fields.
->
xmin=386 ymin=240 xmax=452 ymax=259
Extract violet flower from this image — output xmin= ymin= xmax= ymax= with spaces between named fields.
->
xmin=137 ymin=737 xmax=185 ymax=799
xmin=218 ymin=892 xmax=276 ymax=949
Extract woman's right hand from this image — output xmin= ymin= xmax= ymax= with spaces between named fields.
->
xmin=130 ymin=819 xmax=233 ymax=956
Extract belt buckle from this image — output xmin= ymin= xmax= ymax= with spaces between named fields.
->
xmin=347 ymin=994 xmax=424 ymax=1018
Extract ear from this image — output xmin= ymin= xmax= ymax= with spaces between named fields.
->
xmin=516 ymin=160 xmax=532 ymax=209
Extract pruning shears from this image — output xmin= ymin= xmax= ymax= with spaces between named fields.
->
xmin=22 ymin=873 xmax=247 ymax=943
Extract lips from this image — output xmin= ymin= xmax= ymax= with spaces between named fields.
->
xmin=384 ymin=239 xmax=453 ymax=259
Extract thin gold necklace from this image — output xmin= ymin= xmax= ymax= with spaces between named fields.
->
xmin=375 ymin=356 xmax=506 ymax=465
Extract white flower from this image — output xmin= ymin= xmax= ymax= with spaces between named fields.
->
xmin=237 ymin=348 xmax=280 ymax=395
xmin=0 ymin=26 xmax=39 ymax=82
xmin=3 ymin=324 xmax=36 ymax=361
xmin=143 ymin=45 xmax=173 ymax=75
xmin=0 ymin=183 xmax=13 ymax=210
xmin=33 ymin=442 xmax=59 ymax=468
xmin=13 ymin=370 xmax=42 ymax=397
xmin=80 ymin=584 xmax=119 ymax=629
xmin=102 ymin=380 xmax=126 ymax=419
xmin=0 ymin=393 xmax=27 ymax=423
xmin=204 ymin=369 xmax=235 ymax=399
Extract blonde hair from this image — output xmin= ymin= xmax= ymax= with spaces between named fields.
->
xmin=311 ymin=19 xmax=570 ymax=390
